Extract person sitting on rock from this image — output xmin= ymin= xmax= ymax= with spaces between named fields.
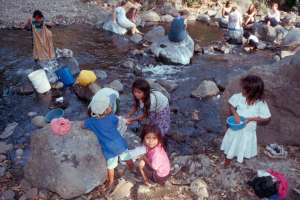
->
xmin=112 ymin=0 xmax=142 ymax=35
xmin=138 ymin=124 xmax=170 ymax=186
xmin=126 ymin=0 xmax=142 ymax=23
xmin=265 ymin=3 xmax=280 ymax=27
xmin=243 ymin=3 xmax=257 ymax=26
xmin=228 ymin=6 xmax=243 ymax=44
xmin=24 ymin=10 xmax=55 ymax=62
xmin=82 ymin=95 xmax=134 ymax=190
xmin=168 ymin=10 xmax=188 ymax=43
xmin=222 ymin=1 xmax=233 ymax=21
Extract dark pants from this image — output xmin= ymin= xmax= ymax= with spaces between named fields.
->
xmin=144 ymin=163 xmax=169 ymax=185
xmin=249 ymin=39 xmax=258 ymax=49
xmin=265 ymin=17 xmax=279 ymax=27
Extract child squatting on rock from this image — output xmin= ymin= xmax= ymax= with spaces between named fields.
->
xmin=81 ymin=95 xmax=133 ymax=189
xmin=221 ymin=75 xmax=271 ymax=166
xmin=138 ymin=124 xmax=170 ymax=186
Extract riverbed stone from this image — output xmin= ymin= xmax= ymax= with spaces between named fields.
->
xmin=73 ymin=84 xmax=94 ymax=101
xmin=109 ymin=179 xmax=133 ymax=200
xmin=88 ymin=82 xmax=101 ymax=94
xmin=190 ymin=178 xmax=209 ymax=199
xmin=103 ymin=19 xmax=127 ymax=35
xmin=283 ymin=28 xmax=300 ymax=46
xmin=0 ymin=142 xmax=13 ymax=154
xmin=157 ymin=79 xmax=178 ymax=92
xmin=197 ymin=14 xmax=210 ymax=24
xmin=0 ymin=166 xmax=6 ymax=177
xmin=150 ymin=34 xmax=194 ymax=65
xmin=221 ymin=53 xmax=300 ymax=145
xmin=191 ymin=80 xmax=220 ymax=99
xmin=161 ymin=15 xmax=174 ymax=22
xmin=130 ymin=34 xmax=143 ymax=44
xmin=31 ymin=116 xmax=47 ymax=128
xmin=24 ymin=121 xmax=107 ymax=199
xmin=144 ymin=26 xmax=166 ymax=43
xmin=107 ymin=80 xmax=123 ymax=92
xmin=142 ymin=10 xmax=161 ymax=22
xmin=147 ymin=79 xmax=171 ymax=101
xmin=2 ymin=190 xmax=15 ymax=200
xmin=0 ymin=122 xmax=18 ymax=139
xmin=17 ymin=83 xmax=34 ymax=95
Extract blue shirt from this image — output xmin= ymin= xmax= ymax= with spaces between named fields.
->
xmin=168 ymin=16 xmax=187 ymax=42
xmin=84 ymin=114 xmax=128 ymax=160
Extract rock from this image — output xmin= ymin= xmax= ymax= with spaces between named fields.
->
xmin=257 ymin=42 xmax=267 ymax=50
xmin=161 ymin=15 xmax=174 ymax=22
xmin=27 ymin=112 xmax=38 ymax=117
xmin=159 ymin=2 xmax=179 ymax=16
xmin=138 ymin=185 xmax=151 ymax=194
xmin=0 ymin=166 xmax=6 ymax=177
xmin=16 ymin=148 xmax=24 ymax=158
xmin=0 ymin=142 xmax=13 ymax=154
xmin=142 ymin=10 xmax=161 ymax=22
xmin=281 ymin=13 xmax=297 ymax=26
xmin=197 ymin=14 xmax=210 ymax=24
xmin=121 ymin=60 xmax=135 ymax=70
xmin=148 ymin=80 xmax=171 ymax=101
xmin=25 ymin=188 xmax=39 ymax=200
xmin=213 ymin=44 xmax=230 ymax=54
xmin=73 ymin=84 xmax=94 ymax=101
xmin=19 ymin=179 xmax=32 ymax=191
xmin=190 ymin=178 xmax=209 ymax=199
xmin=191 ymin=80 xmax=220 ymax=99
xmin=31 ymin=116 xmax=47 ymax=128
xmin=219 ymin=18 xmax=228 ymax=28
xmin=2 ymin=190 xmax=15 ymax=200
xmin=273 ymin=54 xmax=281 ymax=62
xmin=206 ymin=10 xmax=217 ymax=17
xmin=109 ymin=179 xmax=133 ymax=200
xmin=144 ymin=26 xmax=166 ymax=43
xmin=0 ymin=154 xmax=6 ymax=162
xmin=94 ymin=70 xmax=107 ymax=80
xmin=283 ymin=28 xmax=300 ymax=46
xmin=107 ymin=80 xmax=124 ymax=92
xmin=194 ymin=43 xmax=202 ymax=53
xmin=150 ymin=34 xmax=194 ymax=65
xmin=157 ymin=79 xmax=178 ymax=92
xmin=24 ymin=121 xmax=107 ymax=199
xmin=52 ymin=81 xmax=64 ymax=89
xmin=88 ymin=82 xmax=101 ymax=94
xmin=0 ymin=122 xmax=18 ymax=139
xmin=254 ymin=23 xmax=288 ymax=42
xmin=281 ymin=50 xmax=296 ymax=58
xmin=38 ymin=189 xmax=49 ymax=199
xmin=130 ymin=34 xmax=143 ymax=44
xmin=17 ymin=83 xmax=34 ymax=95
xmin=221 ymin=53 xmax=300 ymax=145
xmin=103 ymin=19 xmax=127 ymax=35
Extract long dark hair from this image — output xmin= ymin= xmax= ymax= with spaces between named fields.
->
xmin=132 ymin=79 xmax=151 ymax=117
xmin=33 ymin=10 xmax=44 ymax=19
xmin=140 ymin=124 xmax=164 ymax=148
xmin=240 ymin=75 xmax=265 ymax=105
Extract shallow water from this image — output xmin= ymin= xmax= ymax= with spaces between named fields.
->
xmin=0 ymin=23 xmax=274 ymax=155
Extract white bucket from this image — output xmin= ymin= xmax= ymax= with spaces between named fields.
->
xmin=28 ymin=69 xmax=51 ymax=94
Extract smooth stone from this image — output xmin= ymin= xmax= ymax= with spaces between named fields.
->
xmin=16 ymin=148 xmax=24 ymax=157
xmin=31 ymin=116 xmax=47 ymax=128
xmin=0 ymin=166 xmax=6 ymax=177
xmin=25 ymin=188 xmax=39 ymax=200
xmin=52 ymin=81 xmax=64 ymax=89
xmin=27 ymin=112 xmax=38 ymax=117
xmin=0 ymin=142 xmax=13 ymax=154
xmin=130 ymin=34 xmax=143 ymax=44
xmin=142 ymin=10 xmax=161 ymax=22
xmin=94 ymin=70 xmax=108 ymax=80
xmin=191 ymin=80 xmax=220 ymax=99
xmin=109 ymin=179 xmax=134 ymax=200
xmin=107 ymin=80 xmax=124 ymax=92
xmin=2 ymin=190 xmax=15 ymax=200
xmin=0 ymin=122 xmax=18 ymax=139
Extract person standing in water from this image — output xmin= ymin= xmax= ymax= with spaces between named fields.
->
xmin=24 ymin=10 xmax=55 ymax=62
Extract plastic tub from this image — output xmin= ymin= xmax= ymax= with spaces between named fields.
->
xmin=28 ymin=69 xmax=51 ymax=94
xmin=45 ymin=108 xmax=64 ymax=123
xmin=55 ymin=67 xmax=75 ymax=86
xmin=226 ymin=115 xmax=246 ymax=131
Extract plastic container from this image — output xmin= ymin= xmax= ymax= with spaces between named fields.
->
xmin=226 ymin=115 xmax=246 ymax=131
xmin=45 ymin=108 xmax=64 ymax=123
xmin=28 ymin=69 xmax=51 ymax=94
xmin=268 ymin=194 xmax=278 ymax=200
xmin=55 ymin=67 xmax=75 ymax=86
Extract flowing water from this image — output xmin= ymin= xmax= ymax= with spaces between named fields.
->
xmin=0 ymin=22 xmax=275 ymax=155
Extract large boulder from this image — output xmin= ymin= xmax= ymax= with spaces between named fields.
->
xmin=254 ymin=23 xmax=288 ymax=42
xmin=144 ymin=26 xmax=166 ymax=43
xmin=142 ymin=10 xmax=161 ymax=22
xmin=103 ymin=19 xmax=127 ymax=35
xmin=221 ymin=54 xmax=300 ymax=145
xmin=24 ymin=121 xmax=107 ymax=199
xmin=283 ymin=28 xmax=300 ymax=46
xmin=150 ymin=34 xmax=194 ymax=65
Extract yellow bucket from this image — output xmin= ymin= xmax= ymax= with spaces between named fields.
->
xmin=76 ymin=70 xmax=97 ymax=86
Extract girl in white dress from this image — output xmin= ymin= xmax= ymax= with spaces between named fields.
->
xmin=221 ymin=75 xmax=271 ymax=166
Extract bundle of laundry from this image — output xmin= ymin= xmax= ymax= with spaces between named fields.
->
xmin=264 ymin=143 xmax=288 ymax=159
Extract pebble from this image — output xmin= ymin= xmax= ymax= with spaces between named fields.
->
xmin=0 ymin=142 xmax=13 ymax=154
xmin=27 ymin=112 xmax=38 ymax=117
xmin=0 ymin=122 xmax=18 ymax=139
xmin=52 ymin=81 xmax=64 ymax=89
xmin=94 ymin=70 xmax=108 ymax=80
xmin=107 ymin=80 xmax=124 ymax=92
xmin=2 ymin=190 xmax=15 ymax=200
xmin=138 ymin=185 xmax=151 ymax=194
xmin=16 ymin=148 xmax=24 ymax=157
xmin=31 ymin=116 xmax=47 ymax=128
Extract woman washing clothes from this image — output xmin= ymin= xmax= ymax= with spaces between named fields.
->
xmin=112 ymin=0 xmax=142 ymax=35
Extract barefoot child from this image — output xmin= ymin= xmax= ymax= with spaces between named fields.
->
xmin=221 ymin=75 xmax=271 ymax=165
xmin=126 ymin=79 xmax=170 ymax=136
xmin=82 ymin=95 xmax=133 ymax=189
xmin=138 ymin=124 xmax=170 ymax=185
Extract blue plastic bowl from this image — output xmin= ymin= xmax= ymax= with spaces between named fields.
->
xmin=45 ymin=108 xmax=64 ymax=123
xmin=226 ymin=115 xmax=245 ymax=131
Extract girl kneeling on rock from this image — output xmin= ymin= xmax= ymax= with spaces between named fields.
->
xmin=221 ymin=75 xmax=271 ymax=166
xmin=126 ymin=79 xmax=170 ymax=136
xmin=138 ymin=124 xmax=170 ymax=186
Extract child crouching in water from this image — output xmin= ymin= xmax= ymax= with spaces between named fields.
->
xmin=82 ymin=95 xmax=133 ymax=189
xmin=221 ymin=75 xmax=271 ymax=166
xmin=138 ymin=124 xmax=170 ymax=186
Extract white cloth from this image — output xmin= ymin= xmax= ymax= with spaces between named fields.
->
xmin=249 ymin=35 xmax=259 ymax=43
xmin=268 ymin=10 xmax=280 ymax=22
xmin=228 ymin=10 xmax=242 ymax=30
xmin=221 ymin=93 xmax=271 ymax=163
xmin=89 ymin=88 xmax=119 ymax=113
xmin=139 ymin=91 xmax=169 ymax=112
xmin=115 ymin=7 xmax=135 ymax=29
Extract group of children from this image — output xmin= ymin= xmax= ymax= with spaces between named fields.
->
xmin=82 ymin=75 xmax=271 ymax=190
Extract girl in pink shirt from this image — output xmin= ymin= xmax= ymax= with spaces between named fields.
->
xmin=138 ymin=124 xmax=170 ymax=186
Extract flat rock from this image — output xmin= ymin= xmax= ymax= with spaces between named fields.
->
xmin=161 ymin=15 xmax=174 ymax=22
xmin=283 ymin=28 xmax=300 ymax=46
xmin=0 ymin=122 xmax=18 ymax=139
xmin=31 ymin=116 xmax=47 ymax=128
xmin=0 ymin=142 xmax=13 ymax=154
xmin=190 ymin=178 xmax=209 ymax=199
xmin=144 ymin=26 xmax=165 ymax=43
xmin=130 ymin=34 xmax=143 ymax=44
xmin=157 ymin=80 xmax=178 ymax=92
xmin=191 ymin=80 xmax=220 ymax=99
xmin=197 ymin=14 xmax=210 ymax=23
xmin=109 ymin=179 xmax=133 ymax=200
xmin=142 ymin=10 xmax=161 ymax=22
xmin=107 ymin=80 xmax=124 ymax=92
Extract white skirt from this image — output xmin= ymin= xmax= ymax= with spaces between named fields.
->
xmin=220 ymin=125 xmax=257 ymax=163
